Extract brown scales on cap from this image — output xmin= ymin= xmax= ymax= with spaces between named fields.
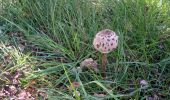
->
xmin=93 ymin=29 xmax=118 ymax=53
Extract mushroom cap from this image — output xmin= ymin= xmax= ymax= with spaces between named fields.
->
xmin=93 ymin=29 xmax=118 ymax=53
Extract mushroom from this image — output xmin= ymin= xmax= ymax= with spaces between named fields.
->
xmin=93 ymin=29 xmax=118 ymax=78
xmin=80 ymin=58 xmax=98 ymax=72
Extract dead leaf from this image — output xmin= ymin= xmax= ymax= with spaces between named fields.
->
xmin=9 ymin=85 xmax=17 ymax=95
xmin=140 ymin=80 xmax=148 ymax=86
xmin=93 ymin=93 xmax=106 ymax=97
xmin=71 ymin=81 xmax=80 ymax=88
xmin=18 ymin=90 xmax=34 ymax=100
xmin=68 ymin=81 xmax=80 ymax=90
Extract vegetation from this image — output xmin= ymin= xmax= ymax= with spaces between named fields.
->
xmin=0 ymin=0 xmax=170 ymax=99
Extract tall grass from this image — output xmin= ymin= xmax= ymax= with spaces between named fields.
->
xmin=0 ymin=0 xmax=170 ymax=99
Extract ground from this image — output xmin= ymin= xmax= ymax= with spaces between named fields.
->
xmin=0 ymin=0 xmax=170 ymax=100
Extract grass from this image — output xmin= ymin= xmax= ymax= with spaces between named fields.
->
xmin=0 ymin=0 xmax=170 ymax=99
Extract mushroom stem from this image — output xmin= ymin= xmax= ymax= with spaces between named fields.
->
xmin=102 ymin=53 xmax=107 ymax=79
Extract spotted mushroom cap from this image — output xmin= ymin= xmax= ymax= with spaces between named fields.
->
xmin=93 ymin=29 xmax=118 ymax=53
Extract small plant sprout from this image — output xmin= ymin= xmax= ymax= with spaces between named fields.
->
xmin=93 ymin=29 xmax=118 ymax=78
